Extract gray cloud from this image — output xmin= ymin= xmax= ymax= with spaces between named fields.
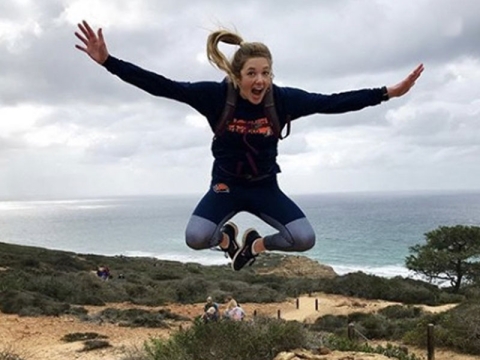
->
xmin=0 ymin=0 xmax=479 ymax=199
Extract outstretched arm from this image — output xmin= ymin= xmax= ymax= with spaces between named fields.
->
xmin=74 ymin=20 xmax=109 ymax=65
xmin=387 ymin=63 xmax=424 ymax=99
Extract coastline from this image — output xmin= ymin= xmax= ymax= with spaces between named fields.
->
xmin=2 ymin=191 xmax=480 ymax=281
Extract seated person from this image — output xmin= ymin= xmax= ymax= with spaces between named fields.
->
xmin=227 ymin=305 xmax=246 ymax=321
xmin=223 ymin=295 xmax=239 ymax=319
xmin=202 ymin=306 xmax=219 ymax=323
xmin=203 ymin=296 xmax=219 ymax=321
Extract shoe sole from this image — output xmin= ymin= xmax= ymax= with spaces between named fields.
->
xmin=226 ymin=222 xmax=239 ymax=242
xmin=225 ymin=222 xmax=239 ymax=255
xmin=231 ymin=227 xmax=256 ymax=271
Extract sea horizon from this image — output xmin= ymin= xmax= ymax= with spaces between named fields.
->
xmin=1 ymin=188 xmax=480 ymax=281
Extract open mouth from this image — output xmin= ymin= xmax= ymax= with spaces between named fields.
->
xmin=252 ymin=88 xmax=264 ymax=96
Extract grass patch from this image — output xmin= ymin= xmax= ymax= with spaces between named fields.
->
xmin=79 ymin=340 xmax=111 ymax=352
xmin=62 ymin=332 xmax=108 ymax=342
xmin=144 ymin=317 xmax=311 ymax=360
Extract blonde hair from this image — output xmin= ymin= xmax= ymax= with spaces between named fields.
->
xmin=206 ymin=29 xmax=272 ymax=88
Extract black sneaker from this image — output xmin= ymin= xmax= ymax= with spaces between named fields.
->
xmin=220 ymin=222 xmax=239 ymax=260
xmin=232 ymin=228 xmax=261 ymax=271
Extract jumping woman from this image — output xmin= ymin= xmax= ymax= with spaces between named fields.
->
xmin=75 ymin=20 xmax=423 ymax=271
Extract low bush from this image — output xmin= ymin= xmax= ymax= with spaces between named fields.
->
xmin=319 ymin=272 xmax=464 ymax=305
xmin=144 ymin=317 xmax=310 ymax=360
xmin=80 ymin=340 xmax=111 ymax=352
xmin=404 ymin=301 xmax=480 ymax=355
xmin=309 ymin=314 xmax=349 ymax=336
xmin=325 ymin=335 xmax=423 ymax=360
xmin=0 ymin=349 xmax=26 ymax=360
xmin=85 ymin=307 xmax=189 ymax=328
xmin=61 ymin=332 xmax=108 ymax=342
xmin=0 ymin=290 xmax=70 ymax=316
xmin=378 ymin=305 xmax=424 ymax=319
xmin=311 ymin=306 xmax=425 ymax=341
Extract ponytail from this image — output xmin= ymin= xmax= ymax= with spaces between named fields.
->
xmin=206 ymin=29 xmax=272 ymax=88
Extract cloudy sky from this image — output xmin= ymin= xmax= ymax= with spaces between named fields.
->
xmin=1 ymin=0 xmax=479 ymax=200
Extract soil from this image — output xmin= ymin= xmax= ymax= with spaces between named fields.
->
xmin=0 ymin=293 xmax=477 ymax=360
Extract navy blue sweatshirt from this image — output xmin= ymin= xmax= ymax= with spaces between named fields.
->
xmin=103 ymin=56 xmax=385 ymax=183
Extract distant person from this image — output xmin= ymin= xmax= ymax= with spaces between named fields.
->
xmin=96 ymin=265 xmax=110 ymax=281
xmin=203 ymin=296 xmax=219 ymax=322
xmin=228 ymin=305 xmax=246 ymax=321
xmin=223 ymin=295 xmax=238 ymax=319
xmin=75 ymin=21 xmax=423 ymax=271
xmin=202 ymin=306 xmax=219 ymax=323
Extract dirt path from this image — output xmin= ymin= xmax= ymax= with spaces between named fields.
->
xmin=0 ymin=293 xmax=476 ymax=360
xmin=280 ymin=293 xmax=458 ymax=322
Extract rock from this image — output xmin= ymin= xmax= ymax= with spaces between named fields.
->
xmin=273 ymin=349 xmax=394 ymax=360
xmin=254 ymin=253 xmax=337 ymax=279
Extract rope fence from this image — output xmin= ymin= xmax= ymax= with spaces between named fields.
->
xmin=251 ymin=297 xmax=437 ymax=360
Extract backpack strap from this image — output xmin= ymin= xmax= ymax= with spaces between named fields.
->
xmin=215 ymin=82 xmax=290 ymax=140
xmin=214 ymin=81 xmax=237 ymax=137
xmin=263 ymin=88 xmax=290 ymax=139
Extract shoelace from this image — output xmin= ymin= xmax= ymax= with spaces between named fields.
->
xmin=211 ymin=247 xmax=229 ymax=258
xmin=240 ymin=248 xmax=258 ymax=266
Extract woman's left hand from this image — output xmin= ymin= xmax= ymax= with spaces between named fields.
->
xmin=387 ymin=63 xmax=424 ymax=98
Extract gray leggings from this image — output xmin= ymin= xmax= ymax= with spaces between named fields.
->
xmin=185 ymin=177 xmax=315 ymax=252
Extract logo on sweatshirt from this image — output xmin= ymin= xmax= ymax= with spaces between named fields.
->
xmin=213 ymin=183 xmax=230 ymax=193
xmin=227 ymin=117 xmax=273 ymax=136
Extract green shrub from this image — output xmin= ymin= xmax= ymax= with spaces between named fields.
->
xmin=21 ymin=257 xmax=40 ymax=268
xmin=320 ymin=272 xmax=463 ymax=305
xmin=174 ymin=277 xmax=211 ymax=303
xmin=144 ymin=317 xmax=310 ymax=360
xmin=324 ymin=334 xmax=423 ymax=360
xmin=404 ymin=301 xmax=480 ymax=355
xmin=80 ymin=340 xmax=111 ymax=352
xmin=0 ymin=290 xmax=70 ymax=316
xmin=378 ymin=305 xmax=424 ymax=319
xmin=0 ymin=350 xmax=26 ymax=360
xmin=309 ymin=314 xmax=349 ymax=335
xmin=311 ymin=309 xmax=423 ymax=342
xmin=61 ymin=332 xmax=108 ymax=342
xmin=85 ymin=307 xmax=188 ymax=328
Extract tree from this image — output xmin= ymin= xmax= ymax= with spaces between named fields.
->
xmin=405 ymin=225 xmax=480 ymax=293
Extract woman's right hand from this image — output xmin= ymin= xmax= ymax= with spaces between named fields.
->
xmin=75 ymin=20 xmax=109 ymax=65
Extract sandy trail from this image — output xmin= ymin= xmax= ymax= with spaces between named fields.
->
xmin=0 ymin=293 xmax=475 ymax=360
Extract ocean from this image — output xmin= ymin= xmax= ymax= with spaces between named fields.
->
xmin=1 ymin=190 xmax=480 ymax=279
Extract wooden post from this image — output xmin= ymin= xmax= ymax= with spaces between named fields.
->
xmin=348 ymin=323 xmax=355 ymax=341
xmin=427 ymin=323 xmax=435 ymax=360
xmin=315 ymin=298 xmax=319 ymax=311
xmin=296 ymin=298 xmax=299 ymax=309
xmin=277 ymin=309 xmax=281 ymax=319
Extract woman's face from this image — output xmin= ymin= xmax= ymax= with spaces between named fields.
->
xmin=238 ymin=57 xmax=272 ymax=105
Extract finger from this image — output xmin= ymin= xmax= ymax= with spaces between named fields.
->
xmin=415 ymin=63 xmax=425 ymax=72
xmin=412 ymin=64 xmax=424 ymax=77
xmin=410 ymin=70 xmax=422 ymax=82
xmin=82 ymin=20 xmax=96 ymax=39
xmin=74 ymin=31 xmax=88 ymax=45
xmin=75 ymin=44 xmax=87 ymax=53
xmin=98 ymin=28 xmax=104 ymax=43
xmin=408 ymin=72 xmax=420 ymax=83
xmin=77 ymin=22 xmax=89 ymax=38
xmin=408 ymin=66 xmax=423 ymax=82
